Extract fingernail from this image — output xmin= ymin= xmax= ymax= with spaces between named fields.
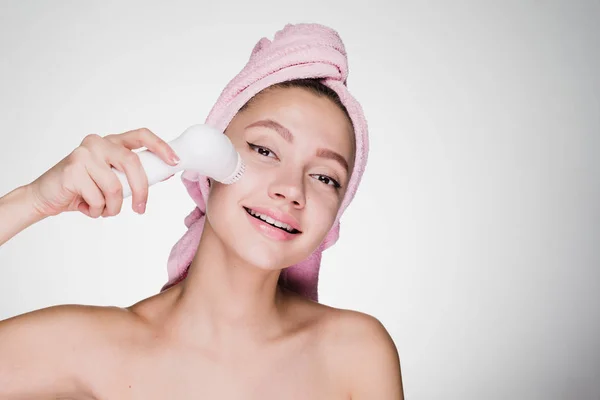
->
xmin=171 ymin=154 xmax=180 ymax=165
xmin=137 ymin=202 xmax=146 ymax=213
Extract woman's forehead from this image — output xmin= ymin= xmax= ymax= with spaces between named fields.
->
xmin=234 ymin=87 xmax=355 ymax=153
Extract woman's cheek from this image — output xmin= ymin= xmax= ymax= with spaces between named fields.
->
xmin=310 ymin=181 xmax=342 ymax=208
xmin=237 ymin=157 xmax=267 ymax=189
xmin=305 ymin=189 xmax=341 ymax=229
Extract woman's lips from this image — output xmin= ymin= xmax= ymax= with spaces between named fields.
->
xmin=244 ymin=206 xmax=301 ymax=232
xmin=244 ymin=207 xmax=301 ymax=241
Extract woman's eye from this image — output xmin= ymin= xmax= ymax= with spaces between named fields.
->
xmin=247 ymin=142 xmax=277 ymax=158
xmin=312 ymin=174 xmax=341 ymax=189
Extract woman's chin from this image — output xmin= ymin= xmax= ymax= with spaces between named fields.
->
xmin=230 ymin=244 xmax=302 ymax=272
xmin=245 ymin=253 xmax=287 ymax=271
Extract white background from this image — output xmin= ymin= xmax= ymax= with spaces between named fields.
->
xmin=1 ymin=1 xmax=599 ymax=399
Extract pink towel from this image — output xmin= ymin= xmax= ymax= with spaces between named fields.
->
xmin=162 ymin=23 xmax=369 ymax=301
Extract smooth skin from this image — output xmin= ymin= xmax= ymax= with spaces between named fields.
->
xmin=0 ymin=87 xmax=404 ymax=399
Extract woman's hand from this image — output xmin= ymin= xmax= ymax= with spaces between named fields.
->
xmin=27 ymin=127 xmax=180 ymax=219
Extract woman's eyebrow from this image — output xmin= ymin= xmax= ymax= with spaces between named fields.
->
xmin=245 ymin=119 xmax=293 ymax=143
xmin=245 ymin=119 xmax=348 ymax=173
xmin=316 ymin=148 xmax=349 ymax=173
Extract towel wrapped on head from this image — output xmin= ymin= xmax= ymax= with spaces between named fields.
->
xmin=162 ymin=23 xmax=369 ymax=302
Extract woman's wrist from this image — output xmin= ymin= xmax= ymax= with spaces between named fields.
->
xmin=0 ymin=184 xmax=47 ymax=246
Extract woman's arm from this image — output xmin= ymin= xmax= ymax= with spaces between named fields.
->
xmin=0 ymin=184 xmax=46 ymax=246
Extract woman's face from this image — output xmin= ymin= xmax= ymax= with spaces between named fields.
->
xmin=205 ymin=86 xmax=355 ymax=271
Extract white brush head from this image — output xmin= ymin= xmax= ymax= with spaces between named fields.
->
xmin=172 ymin=124 xmax=245 ymax=183
xmin=218 ymin=152 xmax=246 ymax=184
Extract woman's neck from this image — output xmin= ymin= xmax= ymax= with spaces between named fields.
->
xmin=163 ymin=221 xmax=287 ymax=345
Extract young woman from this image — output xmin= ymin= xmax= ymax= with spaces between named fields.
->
xmin=0 ymin=24 xmax=404 ymax=399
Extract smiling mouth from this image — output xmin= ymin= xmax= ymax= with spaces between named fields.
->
xmin=244 ymin=207 xmax=302 ymax=234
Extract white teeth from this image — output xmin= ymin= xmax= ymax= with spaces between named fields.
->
xmin=247 ymin=208 xmax=295 ymax=233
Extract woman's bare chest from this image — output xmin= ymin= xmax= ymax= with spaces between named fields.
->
xmin=92 ymin=340 xmax=346 ymax=400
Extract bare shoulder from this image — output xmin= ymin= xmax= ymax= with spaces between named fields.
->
xmin=0 ymin=303 xmax=145 ymax=397
xmin=0 ymin=302 xmax=143 ymax=341
xmin=310 ymin=304 xmax=405 ymax=399
xmin=0 ymin=302 xmax=139 ymax=343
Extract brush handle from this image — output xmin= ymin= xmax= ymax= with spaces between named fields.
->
xmin=112 ymin=150 xmax=182 ymax=198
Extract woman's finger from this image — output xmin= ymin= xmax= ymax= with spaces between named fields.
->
xmin=106 ymin=128 xmax=180 ymax=166
xmin=110 ymin=148 xmax=149 ymax=214
xmin=84 ymin=154 xmax=124 ymax=217
xmin=73 ymin=167 xmax=106 ymax=219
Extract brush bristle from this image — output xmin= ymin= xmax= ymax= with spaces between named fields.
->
xmin=221 ymin=158 xmax=245 ymax=184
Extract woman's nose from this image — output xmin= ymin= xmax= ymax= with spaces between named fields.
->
xmin=268 ymin=173 xmax=306 ymax=208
